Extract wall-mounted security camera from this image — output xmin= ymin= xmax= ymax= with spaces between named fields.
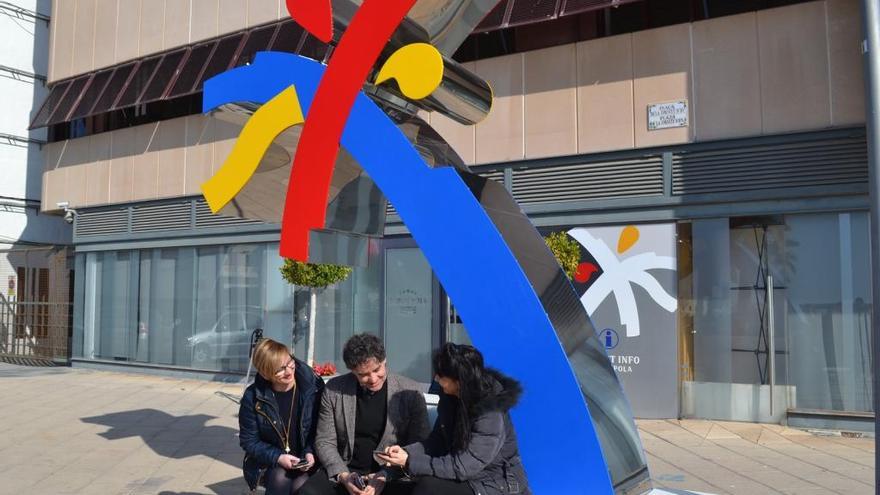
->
xmin=57 ymin=201 xmax=77 ymax=224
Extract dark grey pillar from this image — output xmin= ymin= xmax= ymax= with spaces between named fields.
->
xmin=859 ymin=1 xmax=880 ymax=492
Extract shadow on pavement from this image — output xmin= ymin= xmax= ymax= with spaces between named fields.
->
xmin=0 ymin=361 xmax=71 ymax=377
xmin=81 ymin=408 xmax=240 ymax=467
xmin=82 ymin=409 xmax=251 ymax=494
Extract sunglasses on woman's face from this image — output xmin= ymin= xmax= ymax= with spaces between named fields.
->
xmin=274 ymin=355 xmax=295 ymax=376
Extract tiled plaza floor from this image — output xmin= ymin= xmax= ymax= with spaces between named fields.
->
xmin=0 ymin=362 xmax=873 ymax=494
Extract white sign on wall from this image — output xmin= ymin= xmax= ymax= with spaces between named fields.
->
xmin=647 ymin=100 xmax=688 ymax=130
xmin=565 ymin=223 xmax=679 ymax=419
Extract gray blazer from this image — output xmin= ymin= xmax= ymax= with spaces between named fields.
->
xmin=314 ymin=372 xmax=430 ymax=479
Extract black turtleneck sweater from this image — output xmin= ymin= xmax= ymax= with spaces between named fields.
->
xmin=349 ymin=380 xmax=388 ymax=474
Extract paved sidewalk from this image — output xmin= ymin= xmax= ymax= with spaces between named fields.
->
xmin=0 ymin=363 xmax=873 ymax=494
xmin=641 ymin=419 xmax=874 ymax=494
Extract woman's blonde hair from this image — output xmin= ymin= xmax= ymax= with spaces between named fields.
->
xmin=253 ymin=339 xmax=293 ymax=379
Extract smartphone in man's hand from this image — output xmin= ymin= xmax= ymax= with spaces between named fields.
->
xmin=350 ymin=472 xmax=367 ymax=490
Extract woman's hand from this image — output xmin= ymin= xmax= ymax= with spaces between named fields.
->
xmin=379 ymin=445 xmax=408 ymax=468
xmin=277 ymin=454 xmax=300 ymax=470
xmin=366 ymin=471 xmax=386 ymax=495
xmin=296 ymin=453 xmax=315 ymax=471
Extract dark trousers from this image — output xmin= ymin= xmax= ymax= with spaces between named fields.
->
xmin=299 ymin=469 xmax=473 ymax=495
xmin=264 ymin=466 xmax=310 ymax=495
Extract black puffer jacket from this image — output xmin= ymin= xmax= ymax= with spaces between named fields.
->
xmin=238 ymin=357 xmax=324 ymax=490
xmin=404 ymin=369 xmax=532 ymax=495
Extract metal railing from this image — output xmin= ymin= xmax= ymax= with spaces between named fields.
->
xmin=0 ymin=300 xmax=71 ymax=362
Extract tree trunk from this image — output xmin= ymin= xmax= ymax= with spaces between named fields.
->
xmin=306 ymin=288 xmax=317 ymax=365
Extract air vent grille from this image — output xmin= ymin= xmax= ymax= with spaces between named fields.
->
xmin=510 ymin=156 xmax=664 ymax=204
xmin=131 ymin=202 xmax=192 ymax=232
xmin=74 ymin=209 xmax=128 ymax=237
xmin=194 ymin=200 xmax=266 ymax=229
xmin=672 ymin=137 xmax=868 ymax=195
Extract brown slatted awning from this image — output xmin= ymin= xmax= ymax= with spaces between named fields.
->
xmin=28 ymin=20 xmax=326 ymax=130
xmin=30 ymin=1 xmax=634 ymax=130
xmin=475 ymin=0 xmax=645 ymax=31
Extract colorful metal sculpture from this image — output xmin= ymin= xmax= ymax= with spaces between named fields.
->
xmin=202 ymin=1 xmax=653 ymax=494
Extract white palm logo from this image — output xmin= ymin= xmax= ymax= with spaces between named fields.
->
xmin=568 ymin=227 xmax=676 ymax=337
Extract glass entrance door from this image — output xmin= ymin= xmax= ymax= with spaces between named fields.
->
xmin=681 ymin=212 xmax=873 ymax=422
xmin=383 ymin=241 xmax=439 ymax=383
xmin=682 ymin=217 xmax=789 ymax=421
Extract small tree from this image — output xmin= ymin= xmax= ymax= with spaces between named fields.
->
xmin=544 ymin=231 xmax=580 ymax=280
xmin=280 ymin=260 xmax=352 ymax=364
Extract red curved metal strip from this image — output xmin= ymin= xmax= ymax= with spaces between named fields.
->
xmin=280 ymin=0 xmax=416 ymax=260
xmin=285 ymin=0 xmax=333 ymax=43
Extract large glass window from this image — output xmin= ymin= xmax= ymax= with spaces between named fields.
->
xmin=299 ymin=238 xmax=437 ymax=384
xmin=76 ymin=238 xmax=446 ymax=383
xmin=298 ymin=239 xmax=383 ymax=371
xmin=84 ymin=251 xmax=138 ymax=361
xmin=785 ymin=213 xmax=873 ymax=412
xmin=78 ymin=242 xmax=291 ymax=374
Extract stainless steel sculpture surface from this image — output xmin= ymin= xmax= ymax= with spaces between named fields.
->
xmin=200 ymin=1 xmax=704 ymax=493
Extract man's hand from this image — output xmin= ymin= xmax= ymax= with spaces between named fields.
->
xmin=379 ymin=445 xmax=408 ymax=468
xmin=277 ymin=454 xmax=301 ymax=470
xmin=296 ymin=453 xmax=315 ymax=471
xmin=338 ymin=472 xmax=368 ymax=495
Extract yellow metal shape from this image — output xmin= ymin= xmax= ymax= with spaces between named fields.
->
xmin=375 ymin=43 xmax=444 ymax=100
xmin=201 ymin=85 xmax=305 ymax=213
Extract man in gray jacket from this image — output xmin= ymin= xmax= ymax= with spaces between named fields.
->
xmin=300 ymin=333 xmax=430 ymax=495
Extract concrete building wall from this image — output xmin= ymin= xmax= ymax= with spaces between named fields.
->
xmin=454 ymin=0 xmax=865 ymax=164
xmin=41 ymin=0 xmax=866 ymax=212
xmin=48 ymin=0 xmax=286 ymax=82
xmin=43 ymin=114 xmax=242 ymax=211
xmin=1 ymin=0 xmax=69 ymax=244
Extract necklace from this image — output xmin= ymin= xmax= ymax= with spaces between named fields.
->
xmin=273 ymin=382 xmax=297 ymax=454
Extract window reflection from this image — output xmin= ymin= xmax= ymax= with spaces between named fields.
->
xmin=80 ymin=243 xmax=290 ymax=374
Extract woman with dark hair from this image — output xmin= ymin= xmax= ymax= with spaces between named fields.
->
xmin=379 ymin=343 xmax=532 ymax=495
xmin=239 ymin=339 xmax=325 ymax=494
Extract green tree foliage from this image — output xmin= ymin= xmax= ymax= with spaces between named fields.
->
xmin=544 ymin=231 xmax=580 ymax=280
xmin=279 ymin=259 xmax=353 ymax=288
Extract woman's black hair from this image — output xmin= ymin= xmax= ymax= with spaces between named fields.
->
xmin=433 ymin=343 xmax=496 ymax=452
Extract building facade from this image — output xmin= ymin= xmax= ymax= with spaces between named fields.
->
xmin=35 ymin=0 xmax=873 ymax=430
xmin=1 ymin=0 xmax=72 ymax=363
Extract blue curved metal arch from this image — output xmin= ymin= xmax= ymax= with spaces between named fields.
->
xmin=204 ymin=52 xmax=613 ymax=494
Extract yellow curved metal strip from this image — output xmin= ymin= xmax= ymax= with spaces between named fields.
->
xmin=375 ymin=43 xmax=444 ymax=100
xmin=201 ymin=85 xmax=305 ymax=213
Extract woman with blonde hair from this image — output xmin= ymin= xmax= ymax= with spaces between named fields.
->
xmin=240 ymin=339 xmax=325 ymax=494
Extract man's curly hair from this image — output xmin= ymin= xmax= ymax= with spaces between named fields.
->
xmin=342 ymin=333 xmax=386 ymax=370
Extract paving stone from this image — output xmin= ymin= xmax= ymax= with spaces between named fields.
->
xmin=0 ymin=362 xmax=875 ymax=494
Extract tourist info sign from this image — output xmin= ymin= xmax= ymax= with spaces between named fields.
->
xmin=648 ymin=100 xmax=688 ymax=130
